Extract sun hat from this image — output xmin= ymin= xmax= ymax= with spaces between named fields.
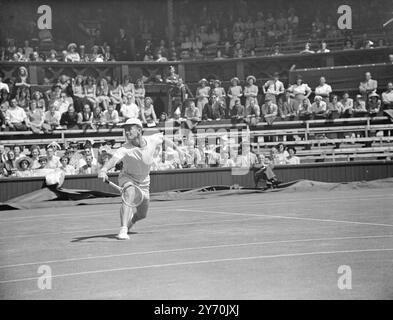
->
xmin=121 ymin=118 xmax=143 ymax=128
xmin=246 ymin=75 xmax=256 ymax=83
xmin=67 ymin=43 xmax=77 ymax=51
xmin=15 ymin=156 xmax=33 ymax=170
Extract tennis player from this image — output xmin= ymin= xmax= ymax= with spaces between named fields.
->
xmin=98 ymin=118 xmax=180 ymax=240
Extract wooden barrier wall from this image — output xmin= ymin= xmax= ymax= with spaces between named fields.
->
xmin=1 ymin=161 xmax=392 ymax=203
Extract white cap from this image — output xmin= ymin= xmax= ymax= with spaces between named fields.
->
xmin=121 ymin=118 xmax=143 ymax=128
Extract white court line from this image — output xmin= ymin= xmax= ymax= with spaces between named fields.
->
xmin=177 ymin=209 xmax=393 ymax=228
xmin=181 ymin=195 xmax=391 ymax=211
xmin=1 ymin=234 xmax=392 ymax=269
xmin=0 ymin=194 xmax=389 ymax=221
xmin=0 ymin=216 xmax=260 ymax=240
xmin=0 ymin=207 xmax=181 ymax=222
xmin=1 ymin=247 xmax=392 ymax=284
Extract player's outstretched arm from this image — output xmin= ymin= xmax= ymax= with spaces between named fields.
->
xmin=98 ymin=155 xmax=121 ymax=181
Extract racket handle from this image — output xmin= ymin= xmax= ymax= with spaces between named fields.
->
xmin=104 ymin=178 xmax=122 ymax=191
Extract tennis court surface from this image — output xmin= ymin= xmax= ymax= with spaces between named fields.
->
xmin=1 ymin=185 xmax=392 ymax=299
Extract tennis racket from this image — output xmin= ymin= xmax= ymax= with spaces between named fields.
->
xmin=104 ymin=178 xmax=144 ymax=208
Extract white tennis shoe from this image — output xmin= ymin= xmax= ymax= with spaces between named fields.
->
xmin=117 ymin=226 xmax=130 ymax=240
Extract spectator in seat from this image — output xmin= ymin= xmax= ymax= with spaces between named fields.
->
xmin=103 ymin=103 xmax=120 ymax=128
xmin=233 ymin=42 xmax=244 ymax=58
xmin=134 ymin=79 xmax=146 ymax=109
xmin=214 ymin=49 xmax=225 ymax=60
xmin=103 ymin=45 xmax=115 ymax=62
xmin=211 ymin=80 xmax=226 ymax=105
xmin=141 ymin=97 xmax=158 ymax=127
xmin=120 ymin=93 xmax=139 ymax=121
xmin=92 ymin=105 xmax=105 ymax=130
xmin=13 ymin=145 xmax=24 ymax=160
xmin=222 ymin=41 xmax=232 ymax=58
xmin=16 ymin=87 xmax=30 ymax=112
xmin=341 ymin=92 xmax=354 ymax=117
xmin=43 ymin=103 xmax=61 ymax=132
xmin=29 ymin=145 xmax=41 ymax=169
xmin=315 ymin=77 xmax=332 ymax=104
xmin=45 ymin=145 xmax=61 ymax=169
xmin=253 ymin=153 xmax=280 ymax=188
xmin=367 ymin=92 xmax=381 ymax=116
xmin=84 ymin=76 xmax=98 ymax=107
xmin=227 ymin=77 xmax=243 ymax=109
xmin=298 ymin=98 xmax=312 ymax=120
xmin=285 ymin=147 xmax=300 ymax=165
xmin=183 ymin=100 xmax=201 ymax=131
xmin=245 ymin=99 xmax=261 ymax=126
xmin=54 ymin=92 xmax=72 ymax=116
xmin=343 ymin=39 xmax=354 ymax=51
xmin=276 ymin=143 xmax=289 ymax=165
xmin=279 ymin=90 xmax=298 ymax=120
xmin=15 ymin=156 xmax=33 ymax=178
xmin=236 ymin=143 xmax=257 ymax=168
xmin=65 ymin=43 xmax=80 ymax=62
xmin=261 ymin=97 xmax=278 ymax=125
xmin=271 ymin=44 xmax=283 ymax=56
xmin=96 ymin=78 xmax=111 ymax=110
xmin=389 ymin=54 xmax=393 ymax=63
xmin=255 ymin=30 xmax=266 ymax=49
xmin=3 ymin=150 xmax=17 ymax=176
xmin=27 ymin=100 xmax=45 ymax=133
xmin=90 ymin=45 xmax=104 ymax=62
xmin=59 ymin=156 xmax=76 ymax=175
xmin=244 ymin=75 xmax=259 ymax=109
xmin=310 ymin=96 xmax=327 ymax=119
xmin=353 ymin=94 xmax=367 ymax=116
xmin=317 ymin=41 xmax=330 ymax=53
xmin=32 ymin=91 xmax=46 ymax=111
xmin=0 ymin=71 xmax=9 ymax=93
xmin=359 ymin=72 xmax=378 ymax=102
xmin=5 ymin=98 xmax=28 ymax=131
xmin=327 ymin=95 xmax=344 ymax=119
xmin=156 ymin=51 xmax=168 ymax=62
xmin=202 ymin=101 xmax=214 ymax=121
xmin=109 ymin=78 xmax=123 ymax=110
xmin=0 ymin=107 xmax=6 ymax=131
xmin=263 ymin=72 xmax=285 ymax=105
xmin=244 ymin=32 xmax=256 ymax=53
xmin=192 ymin=47 xmax=204 ymax=59
xmin=229 ymin=99 xmax=245 ymax=123
xmin=196 ymin=78 xmax=210 ymax=115
xmin=300 ymin=42 xmax=315 ymax=54
xmin=71 ymin=75 xmax=86 ymax=113
xmin=79 ymin=154 xmax=99 ymax=174
xmin=122 ymin=75 xmax=135 ymax=103
xmin=211 ymin=99 xmax=226 ymax=121
xmin=382 ymin=82 xmax=393 ymax=109
xmin=77 ymin=104 xmax=94 ymax=130
xmin=288 ymin=75 xmax=312 ymax=110
xmin=79 ymin=45 xmax=88 ymax=62
xmin=60 ymin=105 xmax=79 ymax=129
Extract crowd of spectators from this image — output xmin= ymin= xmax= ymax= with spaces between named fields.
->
xmin=1 ymin=67 xmax=393 ymax=134
xmin=0 ymin=135 xmax=296 ymax=188
xmin=0 ymin=0 xmax=390 ymax=62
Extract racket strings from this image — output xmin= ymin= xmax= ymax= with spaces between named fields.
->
xmin=121 ymin=184 xmax=144 ymax=207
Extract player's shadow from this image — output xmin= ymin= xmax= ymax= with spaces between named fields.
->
xmin=71 ymin=232 xmax=138 ymax=243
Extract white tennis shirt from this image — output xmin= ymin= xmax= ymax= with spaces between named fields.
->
xmin=113 ymin=133 xmax=163 ymax=188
